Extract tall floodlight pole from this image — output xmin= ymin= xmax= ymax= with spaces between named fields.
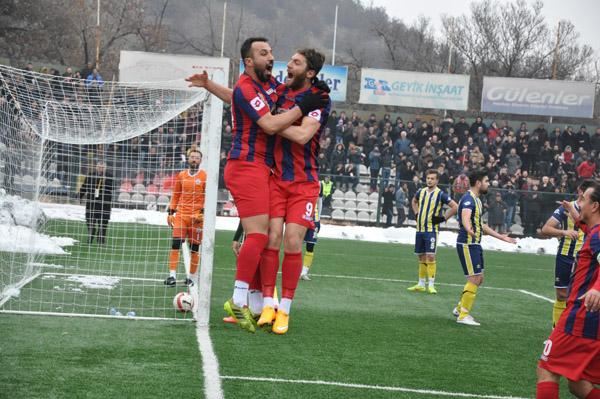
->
xmin=549 ymin=21 xmax=561 ymax=123
xmin=332 ymin=4 xmax=339 ymax=65
xmin=444 ymin=42 xmax=453 ymax=118
xmin=95 ymin=0 xmax=101 ymax=68
xmin=220 ymin=2 xmax=227 ymax=57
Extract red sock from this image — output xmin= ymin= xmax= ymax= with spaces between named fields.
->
xmin=259 ymin=248 xmax=280 ymax=298
xmin=234 ymin=233 xmax=268 ymax=283
xmin=281 ymin=252 xmax=302 ymax=299
xmin=536 ymin=381 xmax=559 ymax=399
xmin=249 ymin=267 xmax=261 ymax=291
xmin=586 ymin=388 xmax=600 ymax=399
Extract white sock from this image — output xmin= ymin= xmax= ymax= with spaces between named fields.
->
xmin=169 ymin=270 xmax=176 ymax=278
xmin=279 ymin=298 xmax=292 ymax=314
xmin=301 ymin=266 xmax=309 ymax=276
xmin=232 ymin=280 xmax=249 ymax=307
xmin=188 ymin=273 xmax=197 ymax=281
xmin=428 ymin=278 xmax=435 ymax=287
xmin=418 ymin=278 xmax=426 ymax=287
xmin=262 ymin=296 xmax=274 ymax=309
xmin=248 ymin=290 xmax=263 ymax=315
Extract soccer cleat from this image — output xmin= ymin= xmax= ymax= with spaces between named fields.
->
xmin=223 ymin=299 xmax=256 ymax=333
xmin=427 ymin=286 xmax=437 ymax=294
xmin=457 ymin=314 xmax=480 ymax=326
xmin=223 ymin=316 xmax=237 ymax=324
xmin=452 ymin=307 xmax=460 ymax=317
xmin=407 ymin=284 xmax=426 ymax=292
xmin=272 ymin=309 xmax=289 ymax=335
xmin=183 ymin=278 xmax=194 ymax=287
xmin=257 ymin=306 xmax=276 ymax=327
xmin=300 ymin=274 xmax=311 ymax=281
xmin=163 ymin=276 xmax=176 ymax=287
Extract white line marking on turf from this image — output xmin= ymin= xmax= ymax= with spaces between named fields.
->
xmin=196 ymin=326 xmax=224 ymax=399
xmin=518 ymin=290 xmax=554 ymax=303
xmin=220 ymin=376 xmax=529 ymax=399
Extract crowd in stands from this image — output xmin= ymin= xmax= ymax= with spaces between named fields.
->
xmin=2 ymin=63 xmax=600 ymax=236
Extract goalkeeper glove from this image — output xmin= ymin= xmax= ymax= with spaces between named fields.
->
xmin=432 ymin=216 xmax=446 ymax=225
xmin=167 ymin=209 xmax=176 ymax=228
xmin=298 ymin=91 xmax=329 ymax=116
xmin=193 ymin=211 xmax=204 ymax=225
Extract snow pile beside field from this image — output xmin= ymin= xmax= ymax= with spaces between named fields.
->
xmin=0 ymin=193 xmax=76 ymax=255
xmin=66 ymin=275 xmax=120 ymax=290
xmin=41 ymin=202 xmax=559 ymax=256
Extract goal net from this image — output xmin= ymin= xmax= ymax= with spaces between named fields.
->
xmin=0 ymin=64 xmax=223 ymax=323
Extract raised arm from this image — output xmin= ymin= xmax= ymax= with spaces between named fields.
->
xmin=186 ymin=71 xmax=233 ymax=104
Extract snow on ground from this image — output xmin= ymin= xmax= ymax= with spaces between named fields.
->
xmin=0 ymin=224 xmax=72 ymax=255
xmin=40 ymin=203 xmax=559 ymax=255
xmin=65 ymin=275 xmax=120 ymax=290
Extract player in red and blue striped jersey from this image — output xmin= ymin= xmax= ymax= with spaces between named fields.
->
xmin=186 ymin=38 xmax=328 ymax=333
xmin=537 ymin=182 xmax=600 ymax=399
xmin=256 ymin=49 xmax=332 ymax=334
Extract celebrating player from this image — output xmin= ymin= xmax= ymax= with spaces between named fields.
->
xmin=453 ymin=171 xmax=516 ymax=326
xmin=301 ymin=181 xmax=324 ymax=281
xmin=256 ymin=48 xmax=331 ymax=334
xmin=541 ymin=180 xmax=594 ymax=327
xmin=407 ymin=169 xmax=458 ymax=294
xmin=536 ymin=182 xmax=600 ymax=399
xmin=165 ymin=149 xmax=206 ymax=287
xmin=186 ymin=37 xmax=328 ymax=333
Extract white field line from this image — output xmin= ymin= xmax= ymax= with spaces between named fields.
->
xmin=0 ymin=309 xmax=192 ymax=321
xmin=220 ymin=375 xmax=530 ymax=399
xmin=518 ymin=290 xmax=554 ymax=303
xmin=196 ymin=326 xmax=224 ymax=399
xmin=218 ymin=268 xmax=555 ymax=305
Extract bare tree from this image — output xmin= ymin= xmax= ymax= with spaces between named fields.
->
xmin=442 ymin=0 xmax=594 ymax=107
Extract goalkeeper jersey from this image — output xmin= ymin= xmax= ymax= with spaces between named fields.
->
xmin=169 ymin=169 xmax=206 ymax=216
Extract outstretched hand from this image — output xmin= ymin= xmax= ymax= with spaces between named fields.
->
xmin=579 ymin=289 xmax=600 ymax=312
xmin=185 ymin=71 xmax=209 ymax=88
xmin=502 ymin=234 xmax=517 ymax=244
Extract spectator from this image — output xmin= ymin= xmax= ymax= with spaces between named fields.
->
xmin=505 ymin=148 xmax=522 ymax=175
xmin=574 ymin=125 xmax=591 ymax=152
xmin=576 ymin=156 xmax=596 ymax=179
xmin=488 ymin=192 xmax=507 ymax=233
xmin=382 ymin=184 xmax=395 ymax=227
xmin=321 ymin=175 xmax=334 ymax=214
xmin=395 ymin=184 xmax=408 ymax=227
xmin=394 ymin=130 xmax=411 ymax=155
xmin=503 ymin=180 xmax=519 ymax=233
xmin=368 ymin=145 xmax=381 ymax=192
xmin=591 ymin=127 xmax=600 ymax=153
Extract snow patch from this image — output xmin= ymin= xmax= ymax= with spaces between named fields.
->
xmin=0 ymin=225 xmax=68 ymax=255
xmin=65 ymin=275 xmax=120 ymax=290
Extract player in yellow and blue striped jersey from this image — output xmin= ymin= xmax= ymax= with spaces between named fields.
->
xmin=408 ymin=169 xmax=458 ymax=294
xmin=541 ymin=180 xmax=594 ymax=327
xmin=454 ymin=171 xmax=516 ymax=326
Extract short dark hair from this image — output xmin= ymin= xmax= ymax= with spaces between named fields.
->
xmin=425 ymin=169 xmax=439 ymax=179
xmin=296 ymin=48 xmax=325 ymax=76
xmin=579 ymin=179 xmax=595 ymax=193
xmin=588 ymin=182 xmax=600 ymax=211
xmin=188 ymin=148 xmax=202 ymax=157
xmin=468 ymin=170 xmax=487 ymax=187
xmin=240 ymin=37 xmax=268 ymax=60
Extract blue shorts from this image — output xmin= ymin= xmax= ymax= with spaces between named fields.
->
xmin=304 ymin=220 xmax=320 ymax=244
xmin=415 ymin=232 xmax=438 ymax=255
xmin=554 ymin=254 xmax=575 ymax=288
xmin=457 ymin=243 xmax=484 ymax=276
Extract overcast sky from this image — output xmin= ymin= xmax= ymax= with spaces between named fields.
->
xmin=367 ymin=0 xmax=600 ymax=53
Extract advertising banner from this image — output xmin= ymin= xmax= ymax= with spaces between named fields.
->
xmin=481 ymin=76 xmax=595 ymax=118
xmin=359 ymin=68 xmax=470 ymax=110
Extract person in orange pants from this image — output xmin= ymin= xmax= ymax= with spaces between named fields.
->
xmin=165 ymin=149 xmax=206 ymax=287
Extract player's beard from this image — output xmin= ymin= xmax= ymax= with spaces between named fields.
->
xmin=288 ymin=70 xmax=308 ymax=91
xmin=254 ymin=63 xmax=273 ymax=83
xmin=480 ymin=187 xmax=488 ymax=195
xmin=188 ymin=162 xmax=199 ymax=172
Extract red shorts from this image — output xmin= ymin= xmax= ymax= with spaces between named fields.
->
xmin=224 ymin=160 xmax=271 ymax=218
xmin=269 ymin=177 xmax=319 ymax=229
xmin=538 ymin=328 xmax=600 ymax=383
xmin=172 ymin=215 xmax=203 ymax=245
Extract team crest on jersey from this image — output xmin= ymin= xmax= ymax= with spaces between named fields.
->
xmin=195 ymin=179 xmax=201 ymax=185
xmin=464 ymin=201 xmax=471 ymax=206
xmin=308 ymin=109 xmax=322 ymax=121
xmin=250 ymin=96 xmax=266 ymax=111
xmin=266 ymin=88 xmax=275 ymax=95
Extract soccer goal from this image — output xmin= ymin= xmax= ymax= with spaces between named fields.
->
xmin=0 ymin=64 xmax=224 ymax=324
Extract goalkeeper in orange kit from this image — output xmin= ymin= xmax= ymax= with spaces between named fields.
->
xmin=165 ymin=149 xmax=206 ymax=287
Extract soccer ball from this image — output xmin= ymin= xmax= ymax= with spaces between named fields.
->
xmin=173 ymin=292 xmax=194 ymax=312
